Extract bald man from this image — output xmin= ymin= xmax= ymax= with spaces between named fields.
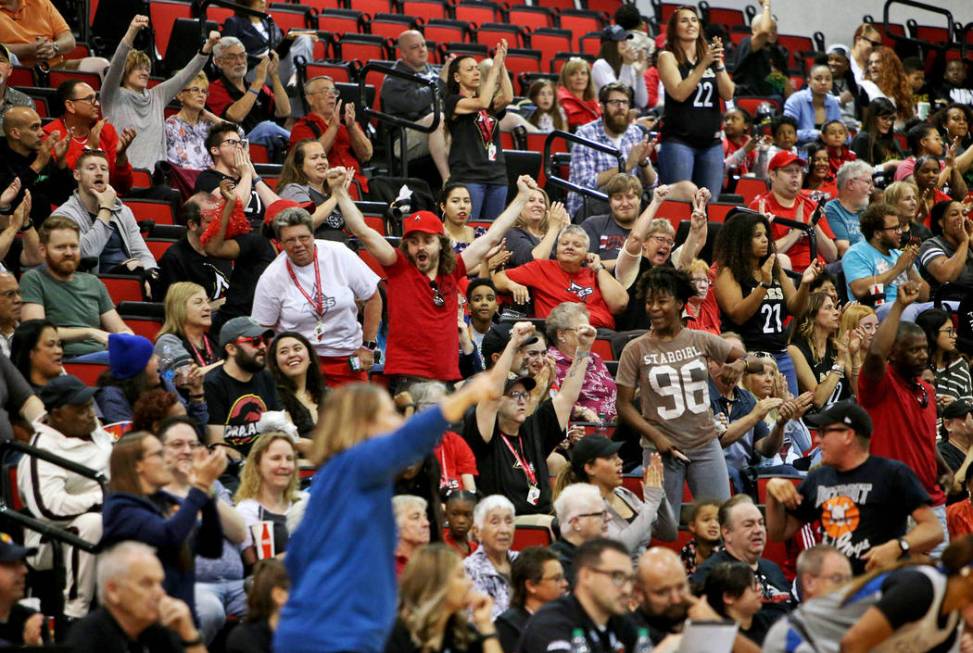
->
xmin=379 ymin=29 xmax=449 ymax=179
xmin=0 ymin=106 xmax=73 ymax=223
xmin=632 ymin=547 xmax=762 ymax=653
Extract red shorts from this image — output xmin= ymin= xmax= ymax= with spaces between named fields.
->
xmin=318 ymin=356 xmax=368 ymax=387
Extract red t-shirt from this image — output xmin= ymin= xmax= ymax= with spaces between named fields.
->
xmin=290 ymin=113 xmax=368 ymax=192
xmin=749 ymin=190 xmax=835 ymax=272
xmin=557 ymin=86 xmax=601 ymax=130
xmin=433 ymin=431 xmax=478 ymax=494
xmin=858 ymin=365 xmax=945 ymax=506
xmin=947 ymin=500 xmax=973 ymax=538
xmin=383 ymin=249 xmax=467 ymax=380
xmin=827 ymin=145 xmax=857 ymax=176
xmin=723 ymin=136 xmax=758 ymax=176
xmin=442 ymin=528 xmax=477 ymax=556
xmin=44 ymin=119 xmax=133 ymax=194
xmin=504 ymin=259 xmax=615 ymax=328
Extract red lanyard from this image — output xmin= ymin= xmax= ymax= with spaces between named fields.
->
xmin=285 ymin=246 xmax=325 ymax=319
xmin=188 ymin=336 xmax=213 ymax=366
xmin=501 ymin=434 xmax=537 ymax=486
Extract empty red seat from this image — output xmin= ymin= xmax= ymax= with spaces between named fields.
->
xmin=422 ymin=19 xmax=471 ymax=44
xmin=63 ymin=362 xmax=108 ymax=387
xmin=131 ymin=168 xmax=153 ymax=190
xmin=513 ymin=524 xmax=552 ymax=548
xmin=529 ymin=27 xmax=572 ymax=64
xmin=735 ymin=177 xmax=769 ymax=205
xmin=346 ymin=0 xmax=390 ymax=16
xmin=146 ymin=239 xmax=177 ymax=259
xmin=701 ymin=5 xmax=746 ymax=29
xmin=508 ymin=5 xmax=554 ymax=31
xmin=474 ymin=23 xmax=526 ymax=48
xmin=100 ymin=274 xmax=144 ymax=304
xmin=338 ymin=34 xmax=391 ymax=62
xmin=400 ymin=0 xmax=446 ymax=22
xmin=454 ymin=1 xmax=502 ymax=26
xmin=305 ymin=61 xmax=357 ymax=83
xmin=316 ymin=9 xmax=366 ymax=35
xmin=558 ymin=10 xmax=605 ymax=49
xmin=125 ymin=199 xmax=176 ymax=226
xmin=504 ymin=48 xmax=542 ymax=78
xmin=149 ymin=0 xmax=193 ymax=58
xmin=125 ymin=317 xmax=164 ymax=341
xmin=370 ymin=14 xmax=416 ymax=40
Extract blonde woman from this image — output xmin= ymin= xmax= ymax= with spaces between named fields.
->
xmin=884 ymin=180 xmax=933 ymax=242
xmin=235 ymin=432 xmax=306 ymax=565
xmin=101 ymin=15 xmax=221 ymax=169
xmin=166 ymin=71 xmax=222 ymax=171
xmin=275 ymin=372 xmax=499 ymax=653
xmin=387 ymin=545 xmax=502 ymax=653
xmin=557 ymin=57 xmax=601 ymax=130
xmin=505 ymin=187 xmax=570 ymax=267
xmin=787 ymin=292 xmax=852 ymax=408
xmin=837 ymin=303 xmax=878 ymax=397
xmin=155 ymin=282 xmax=222 ymax=370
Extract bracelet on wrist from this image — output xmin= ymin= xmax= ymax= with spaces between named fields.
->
xmin=247 ymin=87 xmax=260 ymax=96
xmin=181 ymin=635 xmax=203 ymax=647
xmin=98 ymin=206 xmax=113 ymax=212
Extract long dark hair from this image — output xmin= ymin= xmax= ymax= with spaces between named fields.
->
xmin=97 ymin=368 xmax=157 ymax=409
xmin=10 ymin=319 xmax=57 ymax=383
xmin=715 ymin=211 xmax=780 ymax=285
xmin=915 ymin=308 xmax=958 ymax=367
xmin=664 ymin=6 xmax=707 ymax=67
xmin=803 ymin=143 xmax=831 ymax=187
xmin=267 ymin=331 xmax=325 ymax=419
xmin=702 ymin=561 xmax=754 ymax=617
xmin=446 ymin=55 xmax=476 ymax=96
xmin=247 ymin=559 xmax=291 ymax=623
xmin=597 ymin=39 xmax=623 ymax=78
xmin=278 ymin=139 xmax=322 ymax=190
xmin=859 ymin=98 xmax=899 ymax=164
xmin=932 ymin=103 xmax=973 ymax=150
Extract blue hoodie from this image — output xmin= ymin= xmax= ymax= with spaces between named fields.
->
xmin=275 ymin=408 xmax=449 ymax=653
xmin=101 ymin=488 xmax=222 ymax=616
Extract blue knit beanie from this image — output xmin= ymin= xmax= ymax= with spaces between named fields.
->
xmin=108 ymin=333 xmax=155 ymax=381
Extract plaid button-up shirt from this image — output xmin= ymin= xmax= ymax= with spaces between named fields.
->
xmin=566 ymin=118 xmax=646 ymax=217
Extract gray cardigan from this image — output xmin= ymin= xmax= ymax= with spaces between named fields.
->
xmin=606 ymin=485 xmax=678 ymax=562
xmin=101 ymin=42 xmax=210 ymax=170
xmin=54 ymin=192 xmax=158 ymax=273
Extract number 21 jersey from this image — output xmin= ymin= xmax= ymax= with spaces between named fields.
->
xmin=616 ymin=328 xmax=734 ymax=451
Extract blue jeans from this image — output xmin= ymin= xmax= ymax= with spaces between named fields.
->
xmin=774 ymin=349 xmax=799 ymax=397
xmin=247 ymin=120 xmax=291 ymax=147
xmin=195 ymin=579 xmax=248 ymax=644
xmin=465 ymin=182 xmax=508 ymax=221
xmin=658 ymin=139 xmax=725 ymax=196
xmin=645 ymin=437 xmax=731 ymax=523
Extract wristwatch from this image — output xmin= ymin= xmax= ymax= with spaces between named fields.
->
xmin=363 ymin=340 xmax=378 ymax=350
xmin=637 ymin=158 xmax=651 ymax=168
xmin=897 ymin=538 xmax=910 ymax=556
xmin=759 ymin=280 xmax=773 ymax=289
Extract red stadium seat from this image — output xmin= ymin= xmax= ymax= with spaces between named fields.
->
xmin=346 ymin=0 xmax=390 ymax=16
xmin=338 ymin=34 xmax=391 ymax=62
xmin=649 ymin=529 xmax=694 ymax=554
xmin=508 ymin=6 xmax=554 ymax=31
xmin=658 ymin=200 xmax=691 ymax=230
xmin=701 ymin=5 xmax=746 ymax=29
xmin=125 ymin=199 xmax=176 ymax=226
xmin=558 ymin=10 xmax=605 ymax=49
xmin=131 ymin=168 xmax=153 ymax=190
xmin=529 ymin=28 xmax=573 ymax=65
xmin=125 ymin=317 xmax=164 ymax=341
xmin=100 ymin=274 xmax=144 ymax=304
xmin=202 ymin=5 xmax=234 ymax=26
xmin=9 ymin=66 xmax=33 ymax=88
xmin=316 ymin=9 xmax=366 ymax=35
xmin=735 ymin=177 xmax=769 ymax=205
xmin=146 ymin=239 xmax=177 ymax=259
xmin=400 ymin=0 xmax=447 ymax=22
xmin=454 ymin=1 xmax=503 ymax=25
xmin=370 ymin=14 xmax=416 ymax=40
xmin=304 ymin=61 xmax=357 ymax=84
xmin=656 ymin=2 xmax=682 ymax=23
xmin=423 ymin=20 xmax=471 ymax=44
xmin=734 ymin=96 xmax=781 ymax=117
xmin=4 ymin=465 xmax=24 ymax=511
xmin=270 ymin=5 xmax=313 ymax=33
xmin=707 ymin=202 xmax=737 ymax=223
xmin=585 ymin=0 xmax=622 ymax=16
xmin=513 ymin=524 xmax=553 ymax=549
xmin=578 ymin=31 xmax=602 ymax=57
xmin=48 ymin=69 xmax=102 ymax=91
xmin=474 ymin=24 xmax=526 ymax=49
xmin=149 ymin=0 xmax=194 ymax=58
xmin=591 ymin=337 xmax=614 ymax=361
xmin=304 ymin=0 xmax=344 ymax=10
xmin=63 ymin=362 xmax=108 ymax=386
xmin=504 ymin=49 xmax=542 ymax=78
xmin=535 ymin=0 xmax=574 ymax=11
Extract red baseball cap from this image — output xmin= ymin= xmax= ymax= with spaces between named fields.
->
xmin=768 ymin=150 xmax=806 ymax=172
xmin=264 ymin=199 xmax=315 ymax=226
xmin=402 ymin=210 xmax=445 ymax=237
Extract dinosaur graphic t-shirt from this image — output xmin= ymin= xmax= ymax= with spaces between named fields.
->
xmin=790 ymin=456 xmax=931 ymax=573
xmin=204 ymin=367 xmax=281 ymax=457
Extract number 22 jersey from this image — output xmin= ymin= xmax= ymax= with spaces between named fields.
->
xmin=616 ymin=328 xmax=734 ymax=451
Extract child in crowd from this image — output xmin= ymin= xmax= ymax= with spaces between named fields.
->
xmin=526 ymin=79 xmax=567 ymax=133
xmin=680 ymin=499 xmax=722 ymax=576
xmin=442 ymin=490 xmax=478 ymax=557
xmin=466 ymin=278 xmax=499 ymax=357
xmin=820 ymin=120 xmax=856 ymax=175
xmin=756 ymin=115 xmax=799 ymax=177
xmin=722 ymin=108 xmax=758 ymax=180
xmin=902 ymin=56 xmax=932 ymax=109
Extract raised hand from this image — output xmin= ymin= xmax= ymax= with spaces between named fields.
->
xmin=493 ymin=39 xmax=509 ymax=67
xmin=766 ymin=477 xmax=802 ymax=509
xmin=643 ymin=452 xmax=664 ymax=488
xmin=89 ymin=119 xmax=106 ymax=147
xmin=547 ymin=201 xmax=570 ymax=231
xmin=50 ymin=129 xmax=72 ymax=166
xmin=0 ymin=177 xmax=20 ymax=208
xmin=652 ymin=184 xmax=671 ymax=204
xmin=202 ymin=29 xmax=221 ymax=54
xmin=692 ymin=186 xmax=712 ymax=212
xmin=91 ymin=183 xmax=117 ymax=210
xmin=586 ymin=252 xmax=604 ymax=270
xmin=895 ymin=280 xmax=920 ymax=307
xmin=801 ymin=259 xmax=823 ymax=286
xmin=125 ymin=15 xmax=150 ymax=43
xmin=117 ymin=127 xmax=137 ymax=155
xmin=510 ymin=320 xmax=536 ymax=345
xmin=575 ymin=324 xmax=596 ymax=350
xmin=191 ymin=445 xmax=228 ymax=491
xmin=760 ymin=253 xmax=777 ymax=283
xmin=326 ymin=166 xmax=349 ymax=192
xmin=267 ymin=50 xmax=281 ymax=79
xmin=12 ymin=191 xmax=31 ymax=230
xmin=343 ymin=100 xmax=356 ymax=125
xmin=516 ymin=174 xmax=539 ymax=196
xmin=254 ymin=55 xmax=270 ymax=84
xmin=218 ymin=178 xmax=237 ymax=203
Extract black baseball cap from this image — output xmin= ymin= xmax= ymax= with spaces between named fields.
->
xmin=0 ymin=533 xmax=35 ymax=562
xmin=481 ymin=323 xmax=539 ymax=364
xmin=571 ymin=435 xmax=623 ymax=477
xmin=37 ymin=375 xmax=96 ymax=412
xmin=804 ymin=399 xmax=873 ymax=437
xmin=504 ymin=375 xmax=537 ymax=395
xmin=943 ymin=398 xmax=973 ymax=420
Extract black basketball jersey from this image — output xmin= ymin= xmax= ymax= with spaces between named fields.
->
xmin=722 ymin=277 xmax=789 ymax=352
xmin=660 ymin=61 xmax=722 ymax=148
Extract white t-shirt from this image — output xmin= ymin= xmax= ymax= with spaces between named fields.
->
xmin=251 ymin=240 xmax=380 ymax=357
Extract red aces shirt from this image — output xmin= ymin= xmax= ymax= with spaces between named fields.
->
xmin=383 ymin=250 xmax=467 ymax=380
xmin=504 ymin=260 xmax=615 ymax=328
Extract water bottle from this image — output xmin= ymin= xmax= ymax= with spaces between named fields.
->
xmin=635 ymin=628 xmax=652 ymax=653
xmin=570 ymin=628 xmax=590 ymax=653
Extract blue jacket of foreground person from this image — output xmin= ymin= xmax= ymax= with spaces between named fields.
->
xmin=275 ymin=407 xmax=450 ymax=653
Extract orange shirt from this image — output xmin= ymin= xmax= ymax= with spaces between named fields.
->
xmin=0 ymin=0 xmax=70 ymax=68
xmin=947 ymin=500 xmax=973 ymax=539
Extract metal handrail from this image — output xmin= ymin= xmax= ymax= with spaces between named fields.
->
xmin=195 ymin=0 xmax=269 ymax=40
xmin=359 ymin=61 xmax=443 ymax=178
xmin=882 ymin=0 xmax=956 ymax=53
xmin=542 ymin=130 xmax=624 ymax=213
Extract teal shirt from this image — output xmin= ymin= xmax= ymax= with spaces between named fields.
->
xmin=20 ymin=268 xmax=114 ymax=356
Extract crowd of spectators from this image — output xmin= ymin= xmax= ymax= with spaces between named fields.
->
xmin=1 ymin=0 xmax=973 ymax=651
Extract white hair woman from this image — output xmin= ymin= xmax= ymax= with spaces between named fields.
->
xmin=463 ymin=495 xmax=518 ymax=620
xmin=545 ymin=302 xmax=617 ymax=422
xmin=393 ymin=495 xmax=430 ymax=576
